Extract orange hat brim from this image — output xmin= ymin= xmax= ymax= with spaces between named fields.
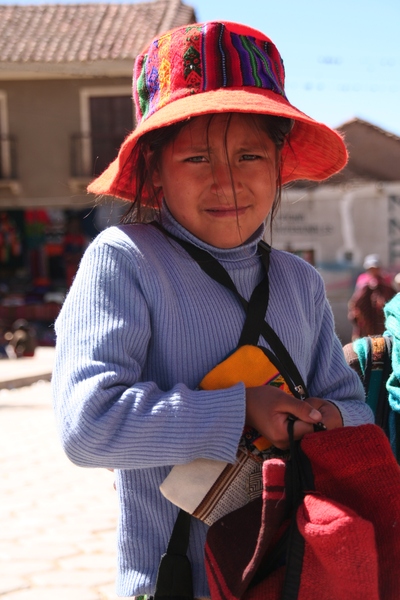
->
xmin=87 ymin=87 xmax=347 ymax=202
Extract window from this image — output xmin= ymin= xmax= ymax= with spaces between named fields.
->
xmin=283 ymin=245 xmax=316 ymax=266
xmin=0 ymin=91 xmax=12 ymax=179
xmin=292 ymin=248 xmax=315 ymax=266
xmin=89 ymin=95 xmax=133 ymax=174
xmin=79 ymin=87 xmax=133 ymax=177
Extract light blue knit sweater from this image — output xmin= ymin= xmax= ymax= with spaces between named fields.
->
xmin=52 ymin=208 xmax=373 ymax=597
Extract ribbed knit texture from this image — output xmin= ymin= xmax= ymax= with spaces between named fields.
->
xmin=52 ymin=207 xmax=373 ymax=597
xmin=384 ymin=293 xmax=400 ymax=412
xmin=207 ymin=425 xmax=399 ymax=600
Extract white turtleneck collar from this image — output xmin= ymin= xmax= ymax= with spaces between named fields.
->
xmin=158 ymin=201 xmax=267 ymax=265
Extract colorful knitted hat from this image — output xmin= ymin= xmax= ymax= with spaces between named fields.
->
xmin=88 ymin=21 xmax=348 ymax=202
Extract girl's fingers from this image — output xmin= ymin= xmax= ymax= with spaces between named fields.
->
xmin=284 ymin=397 xmax=322 ymax=424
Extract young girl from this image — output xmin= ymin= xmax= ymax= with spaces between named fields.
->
xmin=52 ymin=21 xmax=374 ymax=599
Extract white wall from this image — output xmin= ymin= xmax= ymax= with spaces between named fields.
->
xmin=269 ymin=182 xmax=400 ymax=343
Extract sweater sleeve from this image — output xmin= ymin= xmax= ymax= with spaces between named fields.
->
xmin=306 ymin=270 xmax=374 ymax=427
xmin=52 ymin=233 xmax=245 ymax=470
xmin=384 ymin=293 xmax=400 ymax=413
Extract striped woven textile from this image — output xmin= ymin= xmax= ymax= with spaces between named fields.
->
xmin=135 ymin=22 xmax=286 ymax=123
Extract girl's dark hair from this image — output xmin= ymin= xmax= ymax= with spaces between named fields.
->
xmin=120 ymin=113 xmax=293 ymax=228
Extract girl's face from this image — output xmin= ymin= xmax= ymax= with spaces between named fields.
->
xmin=152 ymin=113 xmax=279 ymax=248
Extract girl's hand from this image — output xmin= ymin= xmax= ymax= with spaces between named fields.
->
xmin=303 ymin=396 xmax=343 ymax=430
xmin=245 ymin=386 xmax=342 ymax=449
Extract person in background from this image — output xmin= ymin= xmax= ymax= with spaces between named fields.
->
xmin=4 ymin=319 xmax=37 ymax=358
xmin=348 ymin=254 xmax=396 ymax=340
xmin=52 ymin=21 xmax=374 ymax=599
xmin=0 ymin=319 xmax=9 ymax=359
xmin=392 ymin=272 xmax=400 ymax=292
xmin=355 ymin=254 xmax=393 ymax=289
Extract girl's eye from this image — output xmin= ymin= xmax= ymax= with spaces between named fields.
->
xmin=185 ymin=156 xmax=207 ymax=163
xmin=241 ymin=154 xmax=260 ymax=161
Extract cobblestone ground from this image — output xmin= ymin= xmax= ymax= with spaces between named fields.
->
xmin=0 ymin=381 xmax=131 ymax=600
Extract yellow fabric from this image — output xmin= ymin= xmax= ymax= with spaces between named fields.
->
xmin=200 ymin=345 xmax=293 ymax=451
xmin=200 ymin=345 xmax=291 ymax=392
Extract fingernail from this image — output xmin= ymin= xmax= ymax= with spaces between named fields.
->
xmin=310 ymin=409 xmax=322 ymax=420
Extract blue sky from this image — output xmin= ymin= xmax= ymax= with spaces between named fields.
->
xmin=194 ymin=0 xmax=400 ymax=136
xmin=3 ymin=0 xmax=400 ymax=136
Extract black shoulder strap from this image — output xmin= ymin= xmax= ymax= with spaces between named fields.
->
xmin=362 ymin=336 xmax=373 ymax=395
xmin=279 ymin=419 xmax=315 ymax=600
xmin=154 ymin=509 xmax=193 ymax=600
xmin=152 ymin=222 xmax=308 ymax=399
xmin=375 ymin=335 xmax=393 ymax=436
xmin=238 ymin=241 xmax=271 ymax=348
xmin=153 ymin=221 xmax=271 ymax=298
xmin=152 ymin=222 xmax=307 ymax=600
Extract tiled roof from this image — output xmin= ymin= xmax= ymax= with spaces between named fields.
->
xmin=0 ymin=1 xmax=196 ymax=63
xmin=334 ymin=118 xmax=400 ymax=182
xmin=291 ymin=116 xmax=400 ymax=187
xmin=338 ymin=117 xmax=400 ymax=144
xmin=295 ymin=117 xmax=400 ymax=186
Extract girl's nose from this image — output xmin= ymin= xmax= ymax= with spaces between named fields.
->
xmin=210 ymin=161 xmax=240 ymax=197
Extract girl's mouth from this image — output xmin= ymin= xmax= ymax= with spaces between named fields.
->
xmin=205 ymin=206 xmax=248 ymax=217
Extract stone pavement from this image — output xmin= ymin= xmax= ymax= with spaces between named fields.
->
xmin=0 ymin=366 xmax=132 ymax=598
xmin=0 ymin=347 xmax=55 ymax=390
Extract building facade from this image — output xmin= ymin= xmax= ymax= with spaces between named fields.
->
xmin=274 ymin=181 xmax=400 ymax=343
xmin=0 ymin=1 xmax=196 ymax=342
xmin=0 ymin=6 xmax=399 ymax=346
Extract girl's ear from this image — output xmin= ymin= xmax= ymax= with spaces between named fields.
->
xmin=152 ymin=168 xmax=162 ymax=188
xmin=145 ymin=149 xmax=162 ymax=187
